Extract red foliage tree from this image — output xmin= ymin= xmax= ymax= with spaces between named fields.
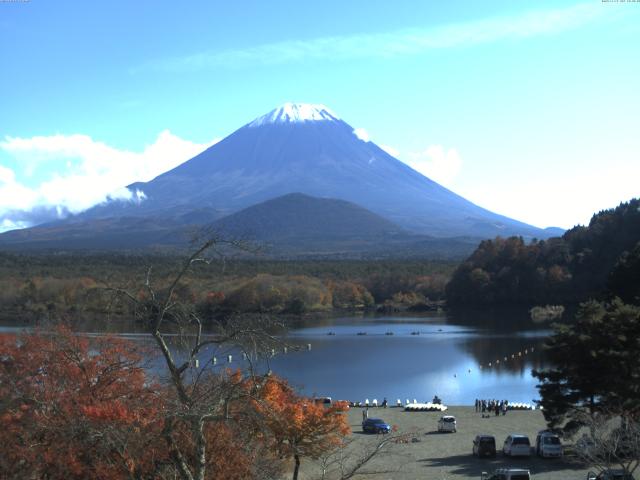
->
xmin=255 ymin=376 xmax=351 ymax=480
xmin=0 ymin=326 xmax=166 ymax=479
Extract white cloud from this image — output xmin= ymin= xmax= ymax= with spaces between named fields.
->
xmin=379 ymin=144 xmax=400 ymax=158
xmin=1 ymin=218 xmax=30 ymax=232
xmin=404 ymin=145 xmax=462 ymax=186
xmin=353 ymin=127 xmax=370 ymax=142
xmin=145 ymin=3 xmax=604 ymax=71
xmin=0 ymin=165 xmax=40 ymax=211
xmin=0 ymin=130 xmax=218 ymax=230
xmin=458 ymin=161 xmax=640 ymax=229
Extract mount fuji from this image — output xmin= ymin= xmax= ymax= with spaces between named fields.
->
xmin=0 ymin=103 xmax=558 ymax=254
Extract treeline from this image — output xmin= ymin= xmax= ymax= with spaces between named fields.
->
xmin=0 ymin=255 xmax=455 ymax=320
xmin=446 ymin=198 xmax=640 ymax=306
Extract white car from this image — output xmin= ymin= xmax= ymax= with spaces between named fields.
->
xmin=437 ymin=415 xmax=457 ymax=432
xmin=503 ymin=434 xmax=532 ymax=457
xmin=535 ymin=431 xmax=562 ymax=458
xmin=482 ymin=468 xmax=531 ymax=480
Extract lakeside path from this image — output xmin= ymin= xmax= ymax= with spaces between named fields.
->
xmin=298 ymin=406 xmax=593 ymax=480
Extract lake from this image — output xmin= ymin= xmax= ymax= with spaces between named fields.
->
xmin=266 ymin=313 xmax=548 ymax=405
xmin=0 ymin=311 xmax=550 ymax=406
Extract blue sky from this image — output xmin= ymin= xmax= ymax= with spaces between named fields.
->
xmin=1 ymin=0 xmax=639 ymax=231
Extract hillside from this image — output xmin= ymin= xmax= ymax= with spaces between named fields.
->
xmin=0 ymin=193 xmax=480 ymax=259
xmin=445 ymin=198 xmax=640 ymax=306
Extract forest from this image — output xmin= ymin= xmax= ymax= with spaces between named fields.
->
xmin=0 ymin=254 xmax=455 ymax=322
xmin=446 ymin=198 xmax=640 ymax=307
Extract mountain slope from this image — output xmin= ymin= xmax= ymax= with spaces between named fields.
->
xmin=82 ymin=103 xmax=551 ymax=239
xmin=213 ymin=192 xmax=404 ymax=242
xmin=0 ymin=193 xmax=480 ymax=258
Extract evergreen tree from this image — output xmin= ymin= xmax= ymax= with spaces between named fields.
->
xmin=533 ymin=299 xmax=640 ymax=434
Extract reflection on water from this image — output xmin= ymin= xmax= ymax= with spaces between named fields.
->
xmin=266 ymin=315 xmax=547 ymax=405
xmin=0 ymin=311 xmax=550 ymax=405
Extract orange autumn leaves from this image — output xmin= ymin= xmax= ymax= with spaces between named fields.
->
xmin=256 ymin=376 xmax=351 ymax=471
xmin=0 ymin=328 xmax=351 ymax=479
xmin=0 ymin=326 xmax=165 ymax=479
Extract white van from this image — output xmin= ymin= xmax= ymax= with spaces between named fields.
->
xmin=481 ymin=468 xmax=531 ymax=480
xmin=535 ymin=431 xmax=562 ymax=458
xmin=503 ymin=434 xmax=532 ymax=457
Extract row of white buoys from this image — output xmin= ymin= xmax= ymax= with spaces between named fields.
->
xmin=483 ymin=347 xmax=536 ymax=370
xmin=208 ymin=343 xmax=312 ymax=366
xmin=211 ymin=354 xmax=234 ymax=365
xmin=405 ymin=402 xmax=448 ymax=412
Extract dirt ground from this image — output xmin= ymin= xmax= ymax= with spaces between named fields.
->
xmin=297 ymin=406 xmax=594 ymax=480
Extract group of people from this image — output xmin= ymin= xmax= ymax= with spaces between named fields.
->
xmin=475 ymin=398 xmax=508 ymax=416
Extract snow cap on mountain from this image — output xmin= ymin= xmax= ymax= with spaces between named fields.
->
xmin=248 ymin=103 xmax=340 ymax=127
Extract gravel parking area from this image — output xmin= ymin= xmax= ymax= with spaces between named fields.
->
xmin=297 ymin=406 xmax=593 ymax=480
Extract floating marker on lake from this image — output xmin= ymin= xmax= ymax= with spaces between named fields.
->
xmin=307 ymin=343 xmax=311 ymax=351
xmin=227 ymin=355 xmax=232 ymax=363
xmin=213 ymin=356 xmax=217 ymax=366
xmin=194 ymin=359 xmax=199 ymax=369
xmin=283 ymin=346 xmax=287 ymax=354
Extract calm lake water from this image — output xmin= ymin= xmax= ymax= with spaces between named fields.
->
xmin=1 ymin=311 xmax=550 ymax=406
xmin=269 ymin=314 xmax=547 ymax=405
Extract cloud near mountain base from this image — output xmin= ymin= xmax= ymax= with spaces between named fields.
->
xmin=0 ymin=130 xmax=218 ymax=232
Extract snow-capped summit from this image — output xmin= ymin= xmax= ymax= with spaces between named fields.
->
xmin=248 ymin=103 xmax=340 ymax=127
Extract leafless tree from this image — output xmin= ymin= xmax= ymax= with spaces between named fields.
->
xmin=108 ymin=234 xmax=286 ymax=480
xmin=315 ymin=431 xmax=415 ymax=480
xmin=573 ymin=410 xmax=640 ymax=478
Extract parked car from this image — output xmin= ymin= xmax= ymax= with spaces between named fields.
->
xmin=438 ymin=415 xmax=457 ymax=433
xmin=481 ymin=468 xmax=531 ymax=480
xmin=535 ymin=431 xmax=562 ymax=458
xmin=362 ymin=418 xmax=391 ymax=434
xmin=587 ymin=469 xmax=635 ymax=480
xmin=503 ymin=434 xmax=532 ymax=457
xmin=576 ymin=434 xmax=598 ymax=458
xmin=473 ymin=435 xmax=497 ymax=458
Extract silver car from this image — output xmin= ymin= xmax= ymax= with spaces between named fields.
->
xmin=437 ymin=415 xmax=457 ymax=433
xmin=503 ymin=434 xmax=531 ymax=457
xmin=536 ymin=431 xmax=562 ymax=458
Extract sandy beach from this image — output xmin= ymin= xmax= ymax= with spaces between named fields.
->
xmin=298 ymin=406 xmax=594 ymax=480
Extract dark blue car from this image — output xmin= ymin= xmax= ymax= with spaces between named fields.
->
xmin=362 ymin=418 xmax=391 ymax=434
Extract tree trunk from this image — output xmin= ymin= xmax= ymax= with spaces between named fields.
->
xmin=292 ymin=454 xmax=301 ymax=480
